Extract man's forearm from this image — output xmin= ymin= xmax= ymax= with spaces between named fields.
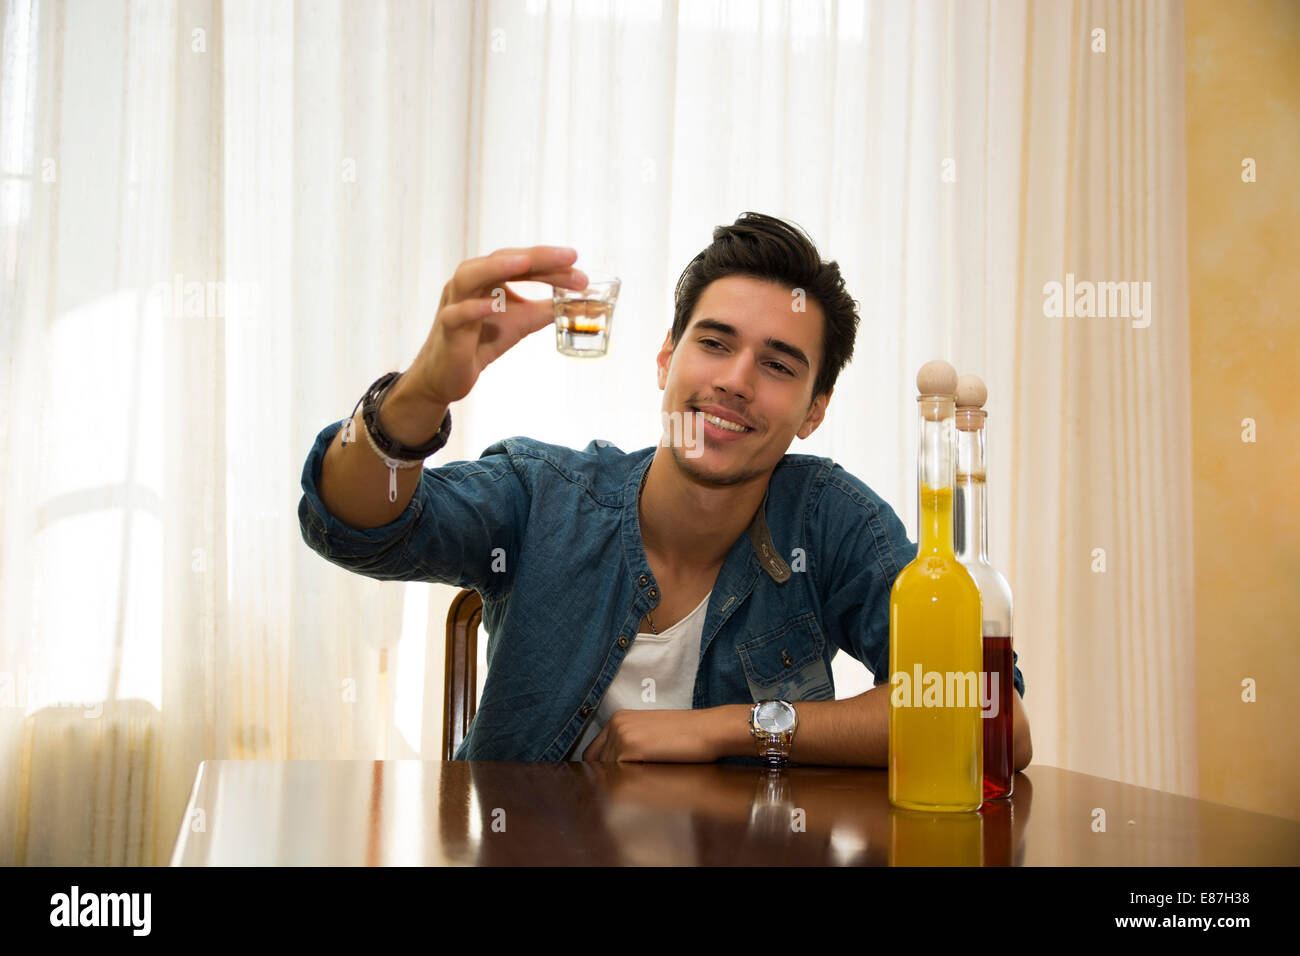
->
xmin=317 ymin=373 xmax=448 ymax=530
xmin=708 ymin=683 xmax=1033 ymax=770
xmin=709 ymin=685 xmax=891 ymax=767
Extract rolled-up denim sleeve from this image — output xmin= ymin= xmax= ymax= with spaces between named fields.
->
xmin=813 ymin=465 xmax=1026 ymax=699
xmin=297 ymin=420 xmax=528 ymax=600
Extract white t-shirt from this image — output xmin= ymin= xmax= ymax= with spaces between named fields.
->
xmin=568 ymin=590 xmax=712 ymax=760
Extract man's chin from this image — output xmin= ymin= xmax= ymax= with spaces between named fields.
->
xmin=668 ymin=444 xmax=767 ymax=488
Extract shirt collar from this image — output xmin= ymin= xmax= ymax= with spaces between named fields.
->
xmin=629 ymin=453 xmax=791 ymax=585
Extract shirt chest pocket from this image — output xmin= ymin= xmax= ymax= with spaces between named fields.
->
xmin=735 ymin=613 xmax=834 ymax=703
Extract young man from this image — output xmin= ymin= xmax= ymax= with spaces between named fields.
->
xmin=298 ymin=212 xmax=1031 ymax=768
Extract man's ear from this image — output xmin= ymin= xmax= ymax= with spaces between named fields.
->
xmin=796 ymin=387 xmax=832 ymax=440
xmin=656 ymin=330 xmax=674 ymax=390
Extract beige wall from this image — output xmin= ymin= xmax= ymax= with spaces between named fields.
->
xmin=1185 ymin=0 xmax=1300 ymax=821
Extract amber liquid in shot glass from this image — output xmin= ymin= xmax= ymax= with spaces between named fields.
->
xmin=554 ymin=274 xmax=619 ymax=357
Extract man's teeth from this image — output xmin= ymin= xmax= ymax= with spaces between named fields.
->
xmin=698 ymin=411 xmax=748 ymax=432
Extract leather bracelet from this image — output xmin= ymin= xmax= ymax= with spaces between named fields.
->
xmin=357 ymin=371 xmax=452 ymax=461
xmin=339 ymin=371 xmax=452 ymax=502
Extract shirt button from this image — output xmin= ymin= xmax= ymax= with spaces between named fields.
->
xmin=618 ymin=635 xmax=629 ymax=649
xmin=638 ymin=574 xmax=649 ymax=586
xmin=580 ymin=705 xmax=591 ymax=717
xmin=647 ymin=587 xmax=659 ymax=599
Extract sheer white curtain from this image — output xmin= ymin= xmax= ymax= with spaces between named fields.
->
xmin=0 ymin=0 xmax=1193 ymax=865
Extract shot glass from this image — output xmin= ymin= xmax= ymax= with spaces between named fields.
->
xmin=554 ymin=272 xmax=620 ymax=357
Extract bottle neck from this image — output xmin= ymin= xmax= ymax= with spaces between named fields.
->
xmin=917 ymin=397 xmax=957 ymax=556
xmin=954 ymin=409 xmax=989 ymax=562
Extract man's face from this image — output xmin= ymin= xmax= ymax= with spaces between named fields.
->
xmin=655 ymin=275 xmax=832 ymax=487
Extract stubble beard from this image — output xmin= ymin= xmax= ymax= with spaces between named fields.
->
xmin=667 ymin=439 xmax=769 ymax=488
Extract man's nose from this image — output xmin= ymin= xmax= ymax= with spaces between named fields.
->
xmin=714 ymin=351 xmax=756 ymax=400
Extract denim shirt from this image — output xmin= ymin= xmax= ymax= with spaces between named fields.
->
xmin=298 ymin=419 xmax=1025 ymax=763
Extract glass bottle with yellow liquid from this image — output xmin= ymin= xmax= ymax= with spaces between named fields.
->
xmin=888 ymin=360 xmax=983 ymax=812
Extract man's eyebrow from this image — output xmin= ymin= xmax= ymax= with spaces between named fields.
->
xmin=692 ymin=317 xmax=811 ymax=369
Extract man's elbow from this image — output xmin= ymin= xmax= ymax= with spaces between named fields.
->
xmin=1011 ymin=691 xmax=1032 ymax=771
xmin=1013 ymin=737 xmax=1033 ymax=771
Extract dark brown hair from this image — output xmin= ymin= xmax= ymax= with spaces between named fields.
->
xmin=671 ymin=212 xmax=860 ymax=400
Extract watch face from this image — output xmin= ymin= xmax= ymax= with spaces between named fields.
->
xmin=755 ymin=700 xmax=794 ymax=733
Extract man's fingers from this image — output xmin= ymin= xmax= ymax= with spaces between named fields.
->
xmin=470 ymin=300 xmax=554 ymax=361
xmin=452 ymin=247 xmax=579 ymax=300
xmin=583 ymin=725 xmax=607 ymax=762
xmin=508 ymin=268 xmax=588 ymax=290
xmin=515 ymin=302 xmax=557 ymax=337
xmin=436 ymin=296 xmax=499 ymax=331
xmin=480 ymin=270 xmax=586 ymax=309
xmin=440 ymin=290 xmax=549 ymax=337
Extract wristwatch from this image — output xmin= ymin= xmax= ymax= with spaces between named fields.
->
xmin=750 ymin=699 xmax=799 ymax=768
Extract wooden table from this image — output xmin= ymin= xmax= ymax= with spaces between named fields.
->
xmin=169 ymin=760 xmax=1300 ymax=866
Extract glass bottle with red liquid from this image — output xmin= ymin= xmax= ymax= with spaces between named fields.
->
xmin=953 ymin=374 xmax=1015 ymax=800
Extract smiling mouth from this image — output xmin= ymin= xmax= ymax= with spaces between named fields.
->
xmin=691 ymin=406 xmax=754 ymax=433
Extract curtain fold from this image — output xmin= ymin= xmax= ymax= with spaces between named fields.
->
xmin=159 ymin=0 xmax=224 ymax=865
xmin=0 ymin=0 xmax=1194 ymax=865
xmin=1008 ymin=0 xmax=1194 ymax=795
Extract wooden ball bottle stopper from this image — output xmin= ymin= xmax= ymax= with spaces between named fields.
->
xmin=955 ymin=373 xmax=987 ymax=409
xmin=916 ymin=359 xmax=957 ymax=421
xmin=955 ymin=373 xmax=988 ymax=432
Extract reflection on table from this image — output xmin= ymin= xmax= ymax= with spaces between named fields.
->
xmin=169 ymin=761 xmax=1300 ymax=866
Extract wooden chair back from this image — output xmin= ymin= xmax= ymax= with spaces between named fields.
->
xmin=442 ymin=588 xmax=483 ymax=760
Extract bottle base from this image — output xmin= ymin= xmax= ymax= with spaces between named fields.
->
xmin=890 ymin=796 xmax=982 ymax=813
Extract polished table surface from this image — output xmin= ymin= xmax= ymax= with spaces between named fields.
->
xmin=169 ymin=760 xmax=1300 ymax=866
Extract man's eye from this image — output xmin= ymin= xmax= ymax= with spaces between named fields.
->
xmin=700 ymin=338 xmax=792 ymax=375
